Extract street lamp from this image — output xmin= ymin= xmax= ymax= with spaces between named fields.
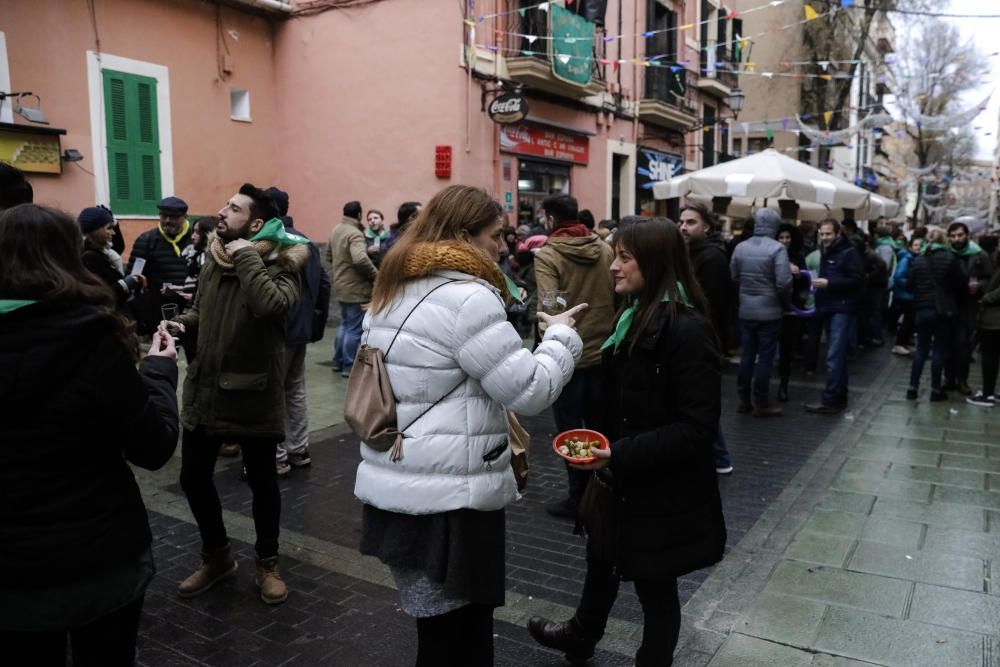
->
xmin=728 ymin=87 xmax=745 ymax=121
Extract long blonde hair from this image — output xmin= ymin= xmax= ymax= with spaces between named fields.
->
xmin=369 ymin=185 xmax=502 ymax=313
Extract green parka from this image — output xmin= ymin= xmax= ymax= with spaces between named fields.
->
xmin=177 ymin=243 xmax=308 ymax=439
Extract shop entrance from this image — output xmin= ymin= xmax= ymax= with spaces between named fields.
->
xmin=517 ymin=159 xmax=570 ymax=228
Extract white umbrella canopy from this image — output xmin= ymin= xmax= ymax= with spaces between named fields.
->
xmin=682 ymin=193 xmax=900 ymax=222
xmin=653 ymin=149 xmax=873 ymax=212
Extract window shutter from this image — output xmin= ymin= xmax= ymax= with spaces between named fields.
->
xmin=102 ymin=69 xmax=161 ymax=215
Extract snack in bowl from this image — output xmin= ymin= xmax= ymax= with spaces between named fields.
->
xmin=552 ymin=429 xmax=610 ymax=463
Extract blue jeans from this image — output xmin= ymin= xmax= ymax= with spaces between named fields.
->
xmin=334 ymin=302 xmax=365 ymax=372
xmin=821 ymin=313 xmax=853 ymax=407
xmin=712 ymin=428 xmax=732 ymax=470
xmin=910 ymin=308 xmax=952 ymax=391
xmin=737 ymin=318 xmax=782 ymax=407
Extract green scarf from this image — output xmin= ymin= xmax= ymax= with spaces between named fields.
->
xmin=876 ymin=237 xmax=902 ymax=251
xmin=158 ymin=219 xmax=191 ymax=256
xmin=951 ymin=240 xmax=983 ymax=257
xmin=925 ymin=243 xmax=949 ymax=255
xmin=503 ymin=273 xmax=524 ymax=304
xmin=249 ymin=218 xmax=311 ymax=246
xmin=0 ymin=299 xmax=38 ymax=314
xmin=601 ymin=283 xmax=691 ymax=353
xmin=364 ymin=227 xmax=390 ymax=241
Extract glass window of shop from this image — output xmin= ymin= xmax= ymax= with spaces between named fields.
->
xmin=516 ymin=159 xmax=570 ymax=228
xmin=636 ymin=147 xmax=682 ymax=218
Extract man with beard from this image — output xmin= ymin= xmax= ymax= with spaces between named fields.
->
xmin=126 ymin=196 xmax=193 ymax=332
xmin=167 ymin=183 xmax=309 ymax=605
xmin=680 ymin=203 xmax=734 ymax=473
xmin=945 ymin=221 xmax=994 ymax=395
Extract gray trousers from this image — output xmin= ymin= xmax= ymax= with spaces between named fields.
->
xmin=276 ymin=343 xmax=309 ymax=461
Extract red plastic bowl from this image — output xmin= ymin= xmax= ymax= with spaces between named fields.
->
xmin=552 ymin=429 xmax=610 ymax=464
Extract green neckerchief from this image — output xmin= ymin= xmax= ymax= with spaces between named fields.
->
xmin=502 ymin=273 xmax=525 ymax=304
xmin=249 ymin=218 xmax=310 ymax=246
xmin=876 ymin=237 xmax=902 ymax=251
xmin=951 ymin=240 xmax=983 ymax=257
xmin=925 ymin=243 xmax=949 ymax=255
xmin=601 ymin=283 xmax=691 ymax=353
xmin=158 ymin=219 xmax=191 ymax=256
xmin=364 ymin=227 xmax=390 ymax=241
xmin=0 ymin=299 xmax=38 ymax=314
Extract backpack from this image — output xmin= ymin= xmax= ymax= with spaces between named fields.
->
xmin=343 ymin=280 xmax=463 ymax=461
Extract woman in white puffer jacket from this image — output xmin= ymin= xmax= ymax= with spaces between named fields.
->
xmin=355 ymin=185 xmax=585 ymax=666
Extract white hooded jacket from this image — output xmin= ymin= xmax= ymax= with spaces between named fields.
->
xmin=353 ymin=270 xmax=582 ymax=514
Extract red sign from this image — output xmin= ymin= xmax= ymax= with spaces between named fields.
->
xmin=499 ymin=123 xmax=589 ymax=165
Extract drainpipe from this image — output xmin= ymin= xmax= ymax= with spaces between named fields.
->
xmin=227 ymin=0 xmax=292 ymax=14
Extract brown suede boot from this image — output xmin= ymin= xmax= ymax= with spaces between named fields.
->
xmin=255 ymin=557 xmax=288 ymax=605
xmin=177 ymin=545 xmax=238 ymax=598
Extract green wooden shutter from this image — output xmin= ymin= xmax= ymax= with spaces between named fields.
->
xmin=103 ymin=69 xmax=161 ymax=215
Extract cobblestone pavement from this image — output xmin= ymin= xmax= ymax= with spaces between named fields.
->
xmin=128 ymin=339 xmax=1000 ymax=666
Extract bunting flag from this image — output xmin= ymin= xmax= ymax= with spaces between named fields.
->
xmin=804 ymin=4 xmax=820 ymax=21
xmin=823 ymin=111 xmax=833 ymax=126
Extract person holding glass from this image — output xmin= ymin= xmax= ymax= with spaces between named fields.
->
xmin=355 ymin=185 xmax=586 ymax=666
xmin=0 ymin=203 xmax=179 ymax=666
xmin=527 ymin=217 xmax=725 ymax=667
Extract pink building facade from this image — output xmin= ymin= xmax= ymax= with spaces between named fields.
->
xmin=2 ymin=0 xmax=739 ymax=244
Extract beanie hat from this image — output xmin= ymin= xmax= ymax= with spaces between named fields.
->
xmin=78 ymin=205 xmax=114 ymax=234
xmin=265 ymin=187 xmax=290 ymax=217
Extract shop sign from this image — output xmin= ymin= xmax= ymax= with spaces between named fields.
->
xmin=637 ymin=147 xmax=682 ymax=189
xmin=550 ymin=4 xmax=594 ymax=86
xmin=489 ymin=93 xmax=529 ymax=124
xmin=0 ymin=125 xmax=62 ymax=174
xmin=499 ymin=123 xmax=589 ymax=165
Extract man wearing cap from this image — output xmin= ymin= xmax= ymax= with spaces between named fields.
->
xmin=126 ymin=196 xmax=193 ymax=332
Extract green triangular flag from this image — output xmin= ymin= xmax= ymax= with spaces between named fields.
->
xmin=518 ymin=7 xmax=526 ymax=16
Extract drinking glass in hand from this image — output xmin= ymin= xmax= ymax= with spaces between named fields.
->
xmin=541 ymin=289 xmax=569 ymax=316
xmin=160 ymin=304 xmax=179 ymax=322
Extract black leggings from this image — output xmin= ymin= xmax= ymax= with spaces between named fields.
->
xmin=2 ymin=595 xmax=144 ymax=667
xmin=415 ymin=604 xmax=494 ymax=666
xmin=179 ymin=428 xmax=281 ymax=558
xmin=575 ymin=560 xmax=682 ymax=667
xmin=980 ymin=329 xmax=1000 ymax=396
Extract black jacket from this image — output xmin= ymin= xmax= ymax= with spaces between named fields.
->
xmin=0 ymin=301 xmax=179 ymax=589
xmin=595 ymin=304 xmax=726 ymax=581
xmin=126 ymin=226 xmax=192 ymax=289
xmin=816 ymin=234 xmax=864 ymax=315
xmin=688 ymin=235 xmax=730 ymax=337
xmin=912 ymin=248 xmax=967 ymax=317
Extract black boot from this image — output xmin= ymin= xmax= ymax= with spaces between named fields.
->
xmin=527 ymin=616 xmax=597 ymax=664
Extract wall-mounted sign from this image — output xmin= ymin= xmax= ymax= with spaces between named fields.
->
xmin=550 ymin=4 xmax=594 ymax=86
xmin=637 ymin=147 xmax=683 ymax=189
xmin=488 ymin=93 xmax=529 ymax=124
xmin=499 ymin=123 xmax=589 ymax=165
xmin=0 ymin=123 xmax=64 ymax=174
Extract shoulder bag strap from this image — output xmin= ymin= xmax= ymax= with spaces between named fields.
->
xmin=365 ymin=278 xmax=456 ymax=357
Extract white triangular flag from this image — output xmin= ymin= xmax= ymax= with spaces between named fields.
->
xmin=818 ymin=61 xmax=830 ymax=71
xmin=539 ymin=2 xmax=549 ymax=11
xmin=558 ymin=54 xmax=571 ymax=64
xmin=526 ymin=35 xmax=538 ymax=44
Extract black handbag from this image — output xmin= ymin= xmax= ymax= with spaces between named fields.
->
xmin=578 ymin=470 xmax=617 ymax=562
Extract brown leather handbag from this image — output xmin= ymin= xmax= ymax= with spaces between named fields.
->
xmin=344 ymin=280 xmax=461 ymax=461
xmin=506 ymin=411 xmax=530 ymax=491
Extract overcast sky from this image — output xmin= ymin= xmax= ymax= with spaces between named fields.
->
xmin=945 ymin=0 xmax=999 ymax=160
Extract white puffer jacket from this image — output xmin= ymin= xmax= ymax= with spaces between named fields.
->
xmin=353 ymin=270 xmax=583 ymax=514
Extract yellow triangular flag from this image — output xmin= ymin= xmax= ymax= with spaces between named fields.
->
xmin=823 ymin=111 xmax=833 ymax=126
xmin=804 ymin=4 xmax=819 ymax=21
xmin=819 ymin=74 xmax=833 ymax=81
xmin=679 ymin=23 xmax=694 ymax=30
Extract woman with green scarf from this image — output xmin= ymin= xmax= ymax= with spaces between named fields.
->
xmin=527 ymin=218 xmax=726 ymax=667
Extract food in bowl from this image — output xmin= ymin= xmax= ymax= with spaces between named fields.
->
xmin=558 ymin=436 xmax=600 ymax=460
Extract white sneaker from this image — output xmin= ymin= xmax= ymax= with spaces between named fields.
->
xmin=716 ymin=466 xmax=734 ymax=475
xmin=966 ymin=392 xmax=996 ymax=408
xmin=891 ymin=345 xmax=911 ymax=356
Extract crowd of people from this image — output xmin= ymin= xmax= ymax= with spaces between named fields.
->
xmin=3 ymin=153 xmax=998 ymax=666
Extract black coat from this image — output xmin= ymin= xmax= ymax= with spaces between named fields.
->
xmin=0 ymin=301 xmax=179 ymax=589
xmin=815 ymin=234 xmax=864 ymax=315
xmin=595 ymin=304 xmax=726 ymax=581
xmin=688 ymin=235 xmax=730 ymax=338
xmin=126 ymin=226 xmax=194 ymax=332
xmin=284 ymin=225 xmax=331 ymax=345
xmin=912 ymin=248 xmax=967 ymax=316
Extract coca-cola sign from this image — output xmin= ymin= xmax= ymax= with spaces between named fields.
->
xmin=488 ymin=93 xmax=529 ymax=125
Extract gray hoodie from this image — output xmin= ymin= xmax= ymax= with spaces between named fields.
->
xmin=729 ymin=209 xmax=792 ymax=321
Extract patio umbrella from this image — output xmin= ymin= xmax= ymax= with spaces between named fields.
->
xmin=652 ymin=149 xmax=873 ymax=212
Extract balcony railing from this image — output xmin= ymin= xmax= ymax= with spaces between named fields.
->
xmin=699 ymin=40 xmax=738 ymax=90
xmin=644 ymin=67 xmax=698 ymax=113
xmin=502 ymin=2 xmax=606 ymax=84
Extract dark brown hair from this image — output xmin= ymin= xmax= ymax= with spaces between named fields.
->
xmin=370 ymin=185 xmax=502 ymax=313
xmin=0 ymin=204 xmax=136 ymax=355
xmin=679 ymin=202 xmax=717 ymax=231
xmin=614 ymin=217 xmax=709 ymax=352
